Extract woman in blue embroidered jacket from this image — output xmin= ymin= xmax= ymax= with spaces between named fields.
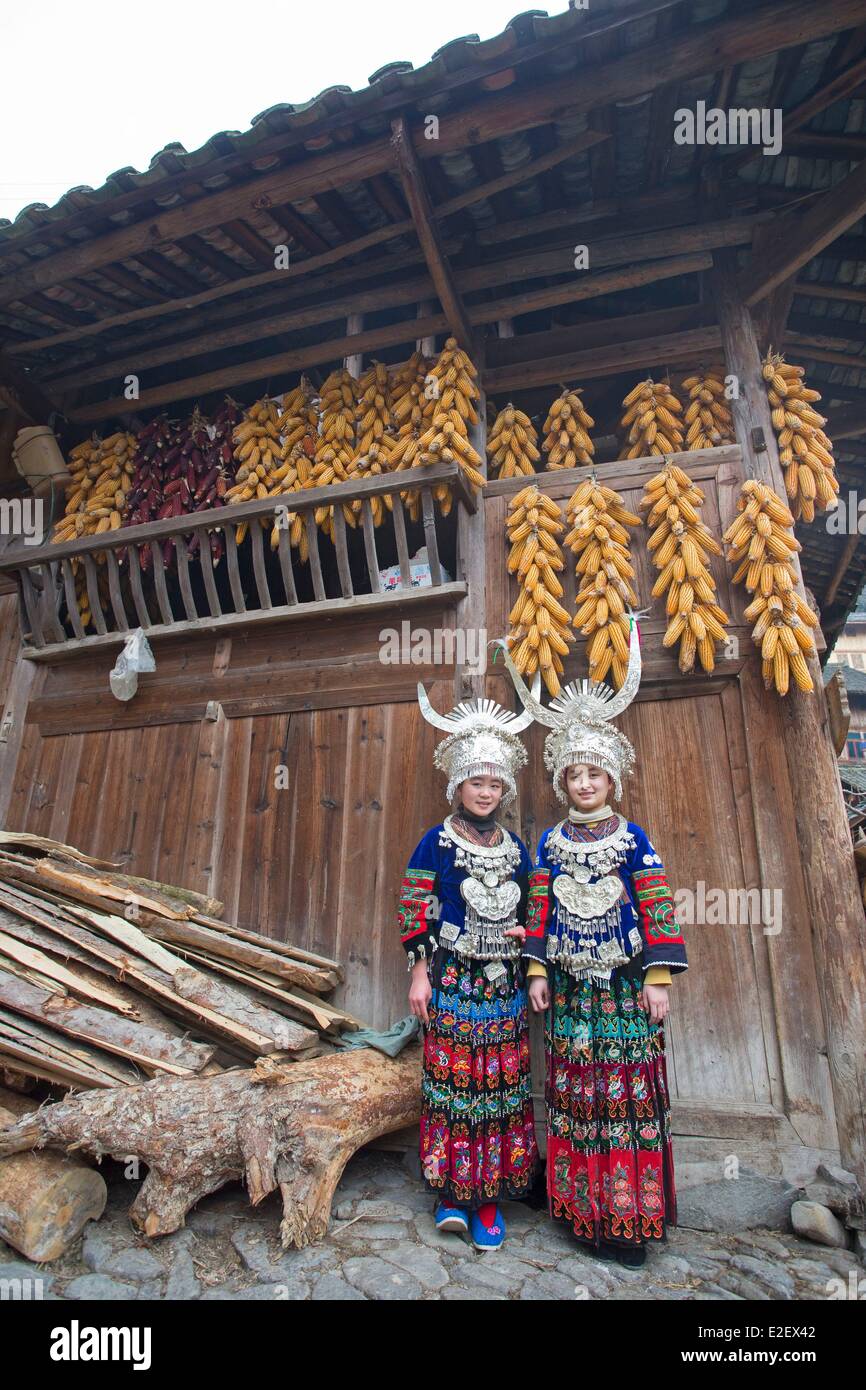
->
xmin=500 ymin=619 xmax=687 ymax=1268
xmin=397 ymin=681 xmax=540 ymax=1251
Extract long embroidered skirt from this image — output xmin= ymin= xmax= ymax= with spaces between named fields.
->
xmin=545 ymin=963 xmax=676 ymax=1246
xmin=420 ymin=948 xmax=539 ymax=1206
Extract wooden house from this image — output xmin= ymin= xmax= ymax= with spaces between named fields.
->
xmin=0 ymin=0 xmax=865 ymax=1200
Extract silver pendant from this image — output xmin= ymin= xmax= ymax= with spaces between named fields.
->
xmin=461 ymin=876 xmax=521 ymax=921
xmin=483 ymin=870 xmax=499 ymax=888
xmin=484 ymin=960 xmax=507 ymax=982
xmin=552 ymin=872 xmax=623 ymax=920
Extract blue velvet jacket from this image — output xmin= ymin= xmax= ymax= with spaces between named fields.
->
xmin=397 ymin=820 xmax=532 ymax=968
xmin=525 ymin=815 xmax=688 ymax=976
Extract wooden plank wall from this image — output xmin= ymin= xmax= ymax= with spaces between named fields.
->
xmin=0 ymin=446 xmax=846 ymax=1168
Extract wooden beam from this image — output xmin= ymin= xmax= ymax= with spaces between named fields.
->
xmin=716 ymin=52 xmax=866 ymax=179
xmin=63 ymin=252 xmax=714 ymax=419
xmin=47 ymin=245 xmax=712 ymax=395
xmin=13 ymin=131 xmax=609 ymax=357
xmin=1 ymin=0 xmax=861 ymax=311
xmin=825 ymin=402 xmax=866 ymax=439
xmin=794 ymin=280 xmax=866 ymax=306
xmin=483 ymin=324 xmax=723 ymax=394
xmin=390 ymin=115 xmax=472 ymax=347
xmin=739 ymin=158 xmax=866 ymax=306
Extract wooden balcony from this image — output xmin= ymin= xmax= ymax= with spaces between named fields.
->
xmin=0 ymin=462 xmax=474 ymax=661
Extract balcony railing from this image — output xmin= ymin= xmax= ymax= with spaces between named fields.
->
xmin=0 ymin=461 xmax=474 ymax=659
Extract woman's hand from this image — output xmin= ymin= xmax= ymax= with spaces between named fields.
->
xmin=409 ymin=959 xmax=432 ymax=1026
xmin=528 ymin=976 xmax=550 ymax=1013
xmin=640 ymin=982 xmax=670 ymax=1024
xmin=505 ymin=924 xmax=526 ymax=944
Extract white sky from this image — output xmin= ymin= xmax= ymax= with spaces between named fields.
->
xmin=0 ymin=0 xmax=567 ymax=224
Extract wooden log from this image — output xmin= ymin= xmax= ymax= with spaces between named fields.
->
xmin=0 ymin=968 xmax=214 ymax=1075
xmin=0 ymin=1095 xmax=107 ymax=1261
xmin=0 ymin=1046 xmax=422 ymax=1247
xmin=139 ymin=914 xmax=339 ymax=993
xmin=171 ymin=965 xmax=319 ymax=1056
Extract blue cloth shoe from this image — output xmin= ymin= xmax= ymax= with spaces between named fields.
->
xmin=470 ymin=1206 xmax=505 ymax=1251
xmin=434 ymin=1201 xmax=469 ymax=1234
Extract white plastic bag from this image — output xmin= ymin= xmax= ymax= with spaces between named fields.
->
xmin=109 ymin=628 xmax=156 ymax=702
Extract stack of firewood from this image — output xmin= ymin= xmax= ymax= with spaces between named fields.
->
xmin=0 ymin=830 xmax=364 ymax=1091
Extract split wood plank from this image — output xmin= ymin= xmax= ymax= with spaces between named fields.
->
xmin=0 ymin=968 xmax=214 ymax=1075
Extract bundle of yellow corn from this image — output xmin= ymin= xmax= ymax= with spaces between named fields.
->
xmin=761 ymin=353 xmax=839 ymax=523
xmin=681 ymin=368 xmax=735 ymax=450
xmin=52 ymin=432 xmax=136 ymax=545
xmin=349 ymin=362 xmax=397 ymax=526
xmin=389 ymin=352 xmax=432 ymax=522
xmin=565 ymin=478 xmax=640 ymax=688
xmin=487 ymin=404 xmax=540 ymax=478
xmin=268 ymin=451 xmax=315 ymax=562
xmin=226 ymin=397 xmax=288 ymax=544
xmin=723 ymin=479 xmax=818 ymax=694
xmin=278 ymin=378 xmax=319 ymax=466
xmin=391 ymin=351 xmax=430 ymax=434
xmin=413 ymin=337 xmax=485 ymax=514
xmin=619 ymin=379 xmax=684 ymax=459
xmin=541 ymin=389 xmax=594 ymax=470
xmin=640 ymin=461 xmax=729 ymax=674
xmin=506 ymin=485 xmax=572 ymax=697
xmin=310 ymin=369 xmax=359 ymax=540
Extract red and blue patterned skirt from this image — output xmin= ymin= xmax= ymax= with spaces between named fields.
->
xmin=545 ymin=963 xmax=676 ymax=1247
xmin=420 ymin=948 xmax=539 ymax=1206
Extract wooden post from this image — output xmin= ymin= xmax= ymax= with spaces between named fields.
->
xmin=344 ymin=313 xmax=364 ymax=381
xmin=456 ymin=336 xmax=488 ymax=703
xmin=712 ymin=249 xmax=866 ymax=1190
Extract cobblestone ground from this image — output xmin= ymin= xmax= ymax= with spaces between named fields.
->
xmin=2 ymin=1151 xmax=864 ymax=1302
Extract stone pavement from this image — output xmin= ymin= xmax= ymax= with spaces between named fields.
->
xmin=2 ymin=1150 xmax=864 ymax=1302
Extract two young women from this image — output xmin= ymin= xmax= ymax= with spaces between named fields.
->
xmin=398 ymin=620 xmax=688 ymax=1264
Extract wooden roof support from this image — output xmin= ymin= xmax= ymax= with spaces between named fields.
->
xmin=13 ymin=130 xmax=609 ymax=357
xmin=825 ymin=403 xmax=866 ymax=440
xmin=0 ymin=351 xmax=61 ymax=425
xmin=712 ymin=247 xmax=866 ymax=1193
xmin=739 ymin=158 xmax=866 ymax=307
xmin=390 ymin=115 xmax=472 ymax=349
xmin=0 ymin=0 xmax=860 ymax=312
xmin=63 ymin=252 xmax=714 ymax=419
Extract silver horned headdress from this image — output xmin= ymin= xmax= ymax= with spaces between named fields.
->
xmin=417 ymin=680 xmax=538 ymax=807
xmin=495 ymin=617 xmax=642 ymax=802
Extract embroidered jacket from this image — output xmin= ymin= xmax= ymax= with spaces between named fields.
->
xmin=525 ymin=815 xmax=687 ymax=978
xmin=397 ymin=819 xmax=532 ymax=968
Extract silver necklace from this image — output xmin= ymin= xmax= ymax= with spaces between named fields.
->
xmin=439 ymin=815 xmax=522 ymax=965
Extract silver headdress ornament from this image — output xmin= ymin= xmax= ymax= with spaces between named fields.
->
xmin=495 ymin=616 xmax=642 ymax=802
xmin=417 ymin=677 xmax=539 ymax=807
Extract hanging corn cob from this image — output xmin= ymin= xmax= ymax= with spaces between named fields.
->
xmin=541 ymin=389 xmax=595 ymax=470
xmin=761 ymin=352 xmax=839 ymax=523
xmin=389 ymin=352 xmax=431 ymax=522
xmin=506 ymin=484 xmax=572 ymax=697
xmin=640 ymin=461 xmax=730 ymax=674
xmin=310 ymin=369 xmax=359 ymax=540
xmin=681 ymin=367 xmax=735 ymax=450
xmin=565 ymin=478 xmax=640 ymax=688
xmin=278 ymin=377 xmax=319 ymax=465
xmin=723 ymin=479 xmax=818 ymax=695
xmin=414 ymin=337 xmax=485 ymax=514
xmin=349 ymin=362 xmax=397 ymax=526
xmin=53 ymin=431 xmax=136 ymax=546
xmin=487 ymin=404 xmax=540 ymax=478
xmin=225 ymin=397 xmax=287 ymax=545
xmin=618 ymin=378 xmax=685 ymax=459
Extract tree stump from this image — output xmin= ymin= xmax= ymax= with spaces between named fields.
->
xmin=0 ymin=1046 xmax=421 ymax=1248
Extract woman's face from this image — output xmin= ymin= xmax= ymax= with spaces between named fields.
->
xmin=459 ymin=776 xmax=504 ymax=816
xmin=565 ymin=764 xmax=613 ymax=811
